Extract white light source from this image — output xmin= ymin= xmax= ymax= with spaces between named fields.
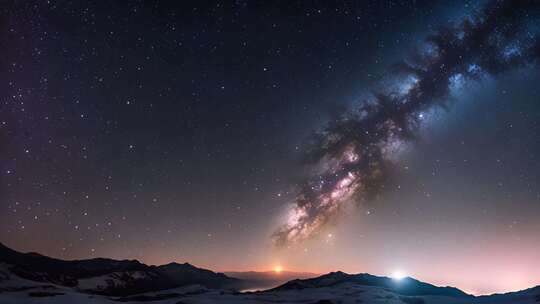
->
xmin=391 ymin=270 xmax=406 ymax=280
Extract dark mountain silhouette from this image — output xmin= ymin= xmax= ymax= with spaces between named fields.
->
xmin=156 ymin=262 xmax=237 ymax=289
xmin=3 ymin=242 xmax=540 ymax=304
xmin=270 ymin=271 xmax=472 ymax=298
xmin=0 ymin=242 xmax=239 ymax=296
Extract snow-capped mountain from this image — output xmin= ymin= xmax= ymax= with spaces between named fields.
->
xmin=1 ymin=242 xmax=539 ymax=303
xmin=0 ymin=242 xmax=239 ymax=296
xmin=270 ymin=271 xmax=470 ymax=298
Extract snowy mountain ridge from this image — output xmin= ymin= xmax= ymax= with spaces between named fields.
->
xmin=0 ymin=242 xmax=539 ymax=303
xmin=0 ymin=242 xmax=239 ymax=296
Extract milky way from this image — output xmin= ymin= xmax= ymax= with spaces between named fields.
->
xmin=273 ymin=0 xmax=540 ymax=246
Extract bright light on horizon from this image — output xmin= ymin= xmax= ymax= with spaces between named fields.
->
xmin=274 ymin=265 xmax=283 ymax=273
xmin=391 ymin=270 xmax=406 ymax=280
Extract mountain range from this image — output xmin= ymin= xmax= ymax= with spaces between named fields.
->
xmin=0 ymin=242 xmax=239 ymax=296
xmin=0 ymin=242 xmax=539 ymax=303
xmin=224 ymin=270 xmax=317 ymax=291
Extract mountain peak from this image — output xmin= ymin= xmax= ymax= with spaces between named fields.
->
xmin=159 ymin=262 xmax=197 ymax=269
xmin=0 ymin=242 xmax=240 ymax=296
xmin=271 ymin=271 xmax=471 ymax=298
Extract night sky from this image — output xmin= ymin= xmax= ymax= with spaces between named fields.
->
xmin=1 ymin=0 xmax=540 ymax=295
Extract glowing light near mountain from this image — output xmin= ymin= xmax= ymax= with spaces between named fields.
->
xmin=391 ymin=270 xmax=406 ymax=280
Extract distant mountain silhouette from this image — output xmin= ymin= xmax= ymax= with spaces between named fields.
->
xmin=270 ymin=271 xmax=472 ymax=298
xmin=225 ymin=270 xmax=317 ymax=290
xmin=0 ymin=242 xmax=239 ymax=296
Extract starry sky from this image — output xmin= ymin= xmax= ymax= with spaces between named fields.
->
xmin=1 ymin=0 xmax=540 ymax=296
